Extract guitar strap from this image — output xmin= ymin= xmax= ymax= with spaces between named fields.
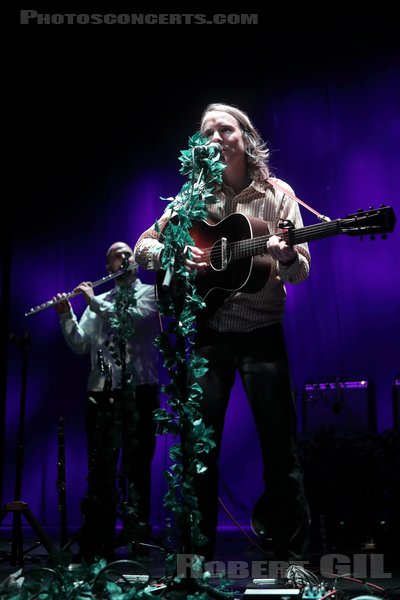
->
xmin=267 ymin=178 xmax=331 ymax=222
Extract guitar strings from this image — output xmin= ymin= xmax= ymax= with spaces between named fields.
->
xmin=198 ymin=220 xmax=343 ymax=264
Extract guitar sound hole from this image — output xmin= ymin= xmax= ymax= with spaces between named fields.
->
xmin=209 ymin=239 xmax=231 ymax=271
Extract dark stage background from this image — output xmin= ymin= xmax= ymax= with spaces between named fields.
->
xmin=1 ymin=16 xmax=399 ymax=545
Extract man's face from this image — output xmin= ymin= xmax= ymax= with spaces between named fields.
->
xmin=107 ymin=243 xmax=134 ymax=274
xmin=201 ymin=111 xmax=245 ymax=168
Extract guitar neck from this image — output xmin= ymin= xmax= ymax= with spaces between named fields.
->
xmin=232 ymin=220 xmax=341 ymax=260
xmin=287 ymin=220 xmax=341 ymax=245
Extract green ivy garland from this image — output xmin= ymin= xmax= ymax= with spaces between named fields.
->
xmin=108 ymin=280 xmax=146 ymax=544
xmin=153 ymin=133 xmax=225 ymax=559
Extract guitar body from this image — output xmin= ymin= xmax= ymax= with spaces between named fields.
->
xmin=191 ymin=214 xmax=272 ymax=300
xmin=157 ymin=213 xmax=273 ymax=317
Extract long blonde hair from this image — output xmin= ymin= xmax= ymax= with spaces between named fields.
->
xmin=200 ymin=103 xmax=270 ymax=183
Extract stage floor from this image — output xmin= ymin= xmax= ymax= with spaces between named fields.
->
xmin=0 ymin=525 xmax=399 ymax=598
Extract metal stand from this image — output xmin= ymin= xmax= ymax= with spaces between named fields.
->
xmin=0 ymin=333 xmax=57 ymax=566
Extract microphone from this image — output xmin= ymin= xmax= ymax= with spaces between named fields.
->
xmin=193 ymin=142 xmax=222 ymax=156
xmin=120 ymin=253 xmax=130 ymax=269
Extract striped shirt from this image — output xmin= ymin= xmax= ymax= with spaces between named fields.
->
xmin=134 ymin=178 xmax=310 ymax=332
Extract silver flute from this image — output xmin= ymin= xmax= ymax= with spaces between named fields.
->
xmin=25 ymin=263 xmax=138 ymax=317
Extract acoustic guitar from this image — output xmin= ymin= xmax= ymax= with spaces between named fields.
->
xmin=158 ymin=206 xmax=396 ymax=315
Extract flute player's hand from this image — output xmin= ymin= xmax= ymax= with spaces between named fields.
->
xmin=73 ymin=281 xmax=94 ymax=305
xmin=52 ymin=293 xmax=72 ymax=315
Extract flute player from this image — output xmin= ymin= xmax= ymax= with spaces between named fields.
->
xmin=53 ymin=241 xmax=160 ymax=562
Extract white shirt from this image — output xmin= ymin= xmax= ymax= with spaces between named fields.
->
xmin=59 ymin=279 xmax=159 ymax=391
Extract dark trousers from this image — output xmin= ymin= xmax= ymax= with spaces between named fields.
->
xmin=190 ymin=324 xmax=310 ymax=561
xmin=80 ymin=384 xmax=159 ymax=560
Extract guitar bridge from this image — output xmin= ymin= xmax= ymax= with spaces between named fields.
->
xmin=221 ymin=237 xmax=228 ymax=270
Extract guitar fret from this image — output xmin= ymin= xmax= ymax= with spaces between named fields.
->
xmin=232 ymin=235 xmax=270 ymax=260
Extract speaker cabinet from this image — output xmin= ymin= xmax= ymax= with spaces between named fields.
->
xmin=302 ymin=378 xmax=376 ymax=432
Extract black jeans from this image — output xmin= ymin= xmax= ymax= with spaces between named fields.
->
xmin=190 ymin=324 xmax=310 ymax=561
xmin=80 ymin=384 xmax=159 ymax=560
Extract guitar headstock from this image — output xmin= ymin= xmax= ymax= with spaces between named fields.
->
xmin=340 ymin=205 xmax=396 ymax=236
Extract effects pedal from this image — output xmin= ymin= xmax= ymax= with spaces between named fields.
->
xmin=243 ymin=578 xmax=301 ymax=598
xmin=244 ymin=579 xmax=337 ymax=599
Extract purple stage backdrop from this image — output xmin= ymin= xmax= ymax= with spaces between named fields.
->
xmin=1 ymin=28 xmax=399 ymax=534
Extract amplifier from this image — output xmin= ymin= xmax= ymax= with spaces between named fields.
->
xmin=393 ymin=377 xmax=400 ymax=429
xmin=302 ymin=378 xmax=376 ymax=432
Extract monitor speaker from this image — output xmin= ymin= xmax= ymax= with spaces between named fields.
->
xmin=302 ymin=378 xmax=376 ymax=432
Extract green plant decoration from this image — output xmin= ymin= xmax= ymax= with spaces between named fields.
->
xmin=107 ymin=282 xmax=144 ymax=543
xmin=153 ymin=133 xmax=225 ymax=557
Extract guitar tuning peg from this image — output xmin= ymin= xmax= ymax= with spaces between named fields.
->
xmin=381 ymin=234 xmax=388 ymax=240
xmin=357 ymin=209 xmax=363 ymax=212
xmin=380 ymin=203 xmax=386 ymax=207
xmin=370 ymin=235 xmax=375 ymax=241
xmin=369 ymin=206 xmax=374 ymax=210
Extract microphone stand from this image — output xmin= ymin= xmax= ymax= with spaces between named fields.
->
xmin=0 ymin=333 xmax=57 ymax=566
xmin=56 ymin=416 xmax=69 ymax=549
